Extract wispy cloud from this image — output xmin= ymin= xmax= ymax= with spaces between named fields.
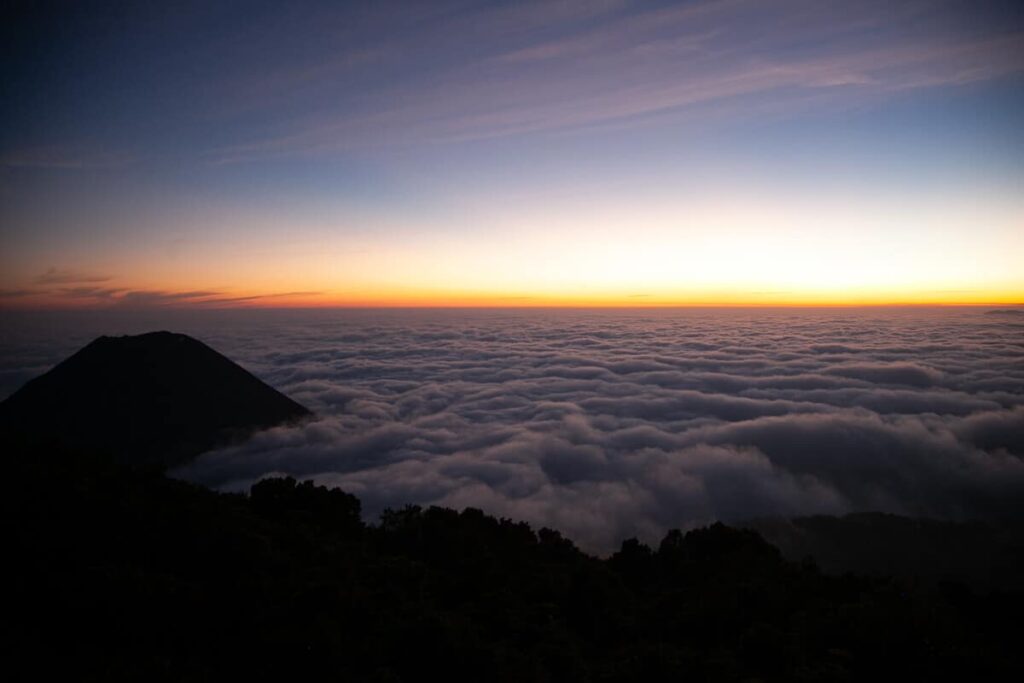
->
xmin=205 ymin=0 xmax=1024 ymax=162
xmin=57 ymin=286 xmax=125 ymax=299
xmin=36 ymin=268 xmax=112 ymax=285
xmin=112 ymin=290 xmax=225 ymax=308
xmin=207 ymin=291 xmax=324 ymax=305
xmin=38 ymin=286 xmax=324 ymax=309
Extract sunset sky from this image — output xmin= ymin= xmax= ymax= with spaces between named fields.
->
xmin=2 ymin=0 xmax=1022 ymax=308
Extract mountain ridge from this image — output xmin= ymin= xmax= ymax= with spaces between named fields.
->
xmin=0 ymin=331 xmax=310 ymax=468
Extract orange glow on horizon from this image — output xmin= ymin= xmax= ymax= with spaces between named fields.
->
xmin=3 ymin=283 xmax=1022 ymax=311
xmin=3 ymin=182 xmax=1020 ymax=313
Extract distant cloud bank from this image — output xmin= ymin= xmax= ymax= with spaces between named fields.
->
xmin=3 ymin=307 xmax=1021 ymax=553
xmin=154 ymin=308 xmax=1023 ymax=552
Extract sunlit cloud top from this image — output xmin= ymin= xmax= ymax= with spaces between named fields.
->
xmin=2 ymin=0 xmax=1023 ymax=307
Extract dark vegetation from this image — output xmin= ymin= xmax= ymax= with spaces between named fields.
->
xmin=0 ymin=331 xmax=310 ymax=468
xmin=748 ymin=513 xmax=1024 ymax=593
xmin=6 ymin=441 xmax=1023 ymax=682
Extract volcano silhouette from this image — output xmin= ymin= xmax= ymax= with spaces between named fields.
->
xmin=0 ymin=331 xmax=311 ymax=468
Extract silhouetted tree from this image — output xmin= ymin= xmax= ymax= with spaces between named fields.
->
xmin=4 ymin=441 xmax=1023 ymax=682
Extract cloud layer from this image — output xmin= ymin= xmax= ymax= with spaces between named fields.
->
xmin=4 ymin=307 xmax=1022 ymax=552
xmin=152 ymin=308 xmax=1023 ymax=552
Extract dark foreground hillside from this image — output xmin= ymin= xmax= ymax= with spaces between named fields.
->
xmin=6 ymin=442 xmax=1023 ymax=683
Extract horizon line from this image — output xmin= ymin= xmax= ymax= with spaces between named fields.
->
xmin=3 ymin=301 xmax=1022 ymax=313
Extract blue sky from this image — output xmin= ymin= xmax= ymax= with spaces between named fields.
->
xmin=2 ymin=0 xmax=1023 ymax=306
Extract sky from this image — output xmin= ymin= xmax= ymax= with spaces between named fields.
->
xmin=2 ymin=0 xmax=1023 ymax=308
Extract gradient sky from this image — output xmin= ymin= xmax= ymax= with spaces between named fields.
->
xmin=2 ymin=0 xmax=1023 ymax=307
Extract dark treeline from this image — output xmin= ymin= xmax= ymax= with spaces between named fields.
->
xmin=6 ymin=442 xmax=1023 ymax=682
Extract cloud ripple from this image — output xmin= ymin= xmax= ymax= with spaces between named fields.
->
xmin=17 ymin=307 xmax=1023 ymax=554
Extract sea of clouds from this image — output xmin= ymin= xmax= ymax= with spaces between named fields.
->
xmin=3 ymin=307 xmax=1022 ymax=552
